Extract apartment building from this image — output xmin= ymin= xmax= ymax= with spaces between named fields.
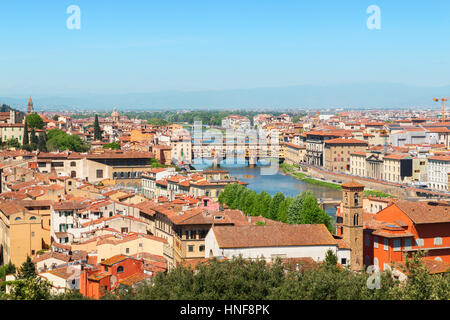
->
xmin=0 ymin=201 xmax=47 ymax=266
xmin=427 ymin=155 xmax=450 ymax=191
xmin=363 ymin=200 xmax=450 ymax=270
xmin=323 ymin=138 xmax=368 ymax=173
xmin=283 ymin=142 xmax=306 ymax=165
xmin=382 ymin=154 xmax=413 ymax=184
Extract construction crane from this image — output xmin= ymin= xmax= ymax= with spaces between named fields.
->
xmin=433 ymin=97 xmax=449 ymax=123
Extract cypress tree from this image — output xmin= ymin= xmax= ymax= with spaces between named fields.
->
xmin=23 ymin=120 xmax=29 ymax=145
xmin=38 ymin=132 xmax=47 ymax=152
xmin=17 ymin=256 xmax=36 ymax=279
xmin=30 ymin=128 xmax=38 ymax=150
xmin=94 ymin=115 xmax=102 ymax=140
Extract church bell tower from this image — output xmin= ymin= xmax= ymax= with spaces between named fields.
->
xmin=27 ymin=97 xmax=33 ymax=114
xmin=341 ymin=180 xmax=365 ymax=271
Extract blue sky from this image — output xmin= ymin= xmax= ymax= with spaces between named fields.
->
xmin=1 ymin=0 xmax=450 ymax=97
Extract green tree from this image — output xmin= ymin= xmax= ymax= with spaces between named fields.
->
xmin=30 ymin=128 xmax=38 ymax=150
xmin=46 ymin=129 xmax=89 ymax=152
xmin=26 ymin=114 xmax=44 ymax=129
xmin=268 ymin=192 xmax=285 ymax=220
xmin=17 ymin=256 xmax=36 ymax=280
xmin=299 ymin=192 xmax=333 ymax=232
xmin=5 ymin=138 xmax=20 ymax=149
xmin=94 ymin=114 xmax=102 ymax=141
xmin=323 ymin=249 xmax=338 ymax=270
xmin=277 ymin=197 xmax=293 ymax=223
xmin=287 ymin=193 xmax=305 ymax=224
xmin=259 ymin=191 xmax=272 ymax=218
xmin=218 ymin=191 xmax=225 ymax=204
xmin=38 ymin=132 xmax=47 ymax=152
xmin=230 ymin=184 xmax=245 ymax=209
xmin=243 ymin=190 xmax=258 ymax=214
xmin=8 ymin=276 xmax=51 ymax=300
xmin=103 ymin=142 xmax=121 ymax=150
xmin=22 ymin=120 xmax=29 ymax=146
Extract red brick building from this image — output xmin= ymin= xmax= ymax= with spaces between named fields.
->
xmin=80 ymin=254 xmax=150 ymax=299
xmin=363 ymin=200 xmax=450 ymax=270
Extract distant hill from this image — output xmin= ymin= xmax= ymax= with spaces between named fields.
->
xmin=2 ymin=83 xmax=449 ymax=110
xmin=0 ymin=103 xmax=25 ymax=123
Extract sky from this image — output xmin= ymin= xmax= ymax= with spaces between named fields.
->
xmin=1 ymin=0 xmax=450 ymax=100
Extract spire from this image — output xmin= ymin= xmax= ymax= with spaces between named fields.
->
xmin=27 ymin=96 xmax=33 ymax=114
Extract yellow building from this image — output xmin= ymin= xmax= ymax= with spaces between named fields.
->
xmin=283 ymin=142 xmax=306 ymax=165
xmin=0 ymin=201 xmax=48 ymax=266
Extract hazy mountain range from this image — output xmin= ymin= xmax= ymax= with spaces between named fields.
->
xmin=1 ymin=83 xmax=449 ymax=112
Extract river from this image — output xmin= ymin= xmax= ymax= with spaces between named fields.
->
xmin=199 ymin=163 xmax=342 ymax=216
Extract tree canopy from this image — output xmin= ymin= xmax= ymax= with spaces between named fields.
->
xmin=103 ymin=142 xmax=121 ymax=150
xmin=46 ymin=129 xmax=89 ymax=152
xmin=26 ymin=114 xmax=44 ymax=129
xmin=218 ymin=184 xmax=333 ymax=232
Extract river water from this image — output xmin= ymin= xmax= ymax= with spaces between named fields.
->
xmin=198 ymin=162 xmax=342 ymax=216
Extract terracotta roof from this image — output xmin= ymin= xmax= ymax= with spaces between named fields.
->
xmin=212 ymin=224 xmax=336 ymax=249
xmin=324 ymin=138 xmax=368 ymax=145
xmin=281 ymin=257 xmax=319 ymax=272
xmin=33 ymin=252 xmax=71 ymax=264
xmin=0 ymin=201 xmax=25 ymax=217
xmin=100 ymin=254 xmax=129 ymax=267
xmin=119 ymin=272 xmax=151 ymax=286
xmin=394 ymin=201 xmax=450 ymax=225
xmin=88 ymin=271 xmax=110 ymax=281
xmin=341 ymin=180 xmax=365 ymax=189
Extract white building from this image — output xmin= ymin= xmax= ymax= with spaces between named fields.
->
xmin=205 ymin=224 xmax=350 ymax=267
xmin=427 ymin=155 xmax=450 ymax=191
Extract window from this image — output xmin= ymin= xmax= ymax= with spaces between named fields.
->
xmin=374 ymin=236 xmax=378 ymax=248
xmin=353 ymin=214 xmax=359 ymax=226
xmin=14 ymin=217 xmax=22 ymax=221
xmin=393 ymin=239 xmax=401 ymax=251
xmin=434 ymin=237 xmax=443 ymax=246
xmin=416 ymin=238 xmax=424 ymax=247
xmin=31 ymin=232 xmax=35 ymax=237
xmin=384 ymin=238 xmax=389 ymax=251
xmin=30 ymin=216 xmax=36 ymax=221
xmin=70 ymin=161 xmax=76 ymax=167
xmin=117 ymin=266 xmax=124 ymax=273
xmin=341 ymin=258 xmax=347 ymax=265
xmin=96 ymin=170 xmax=104 ymax=179
xmin=354 ymin=193 xmax=359 ymax=206
xmin=31 ymin=250 xmax=35 ymax=255
xmin=188 ymin=245 xmax=194 ymax=252
xmin=104 ymin=267 xmax=108 ymax=272
xmin=199 ymin=245 xmax=205 ymax=252
xmin=139 ymin=243 xmax=143 ymax=248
